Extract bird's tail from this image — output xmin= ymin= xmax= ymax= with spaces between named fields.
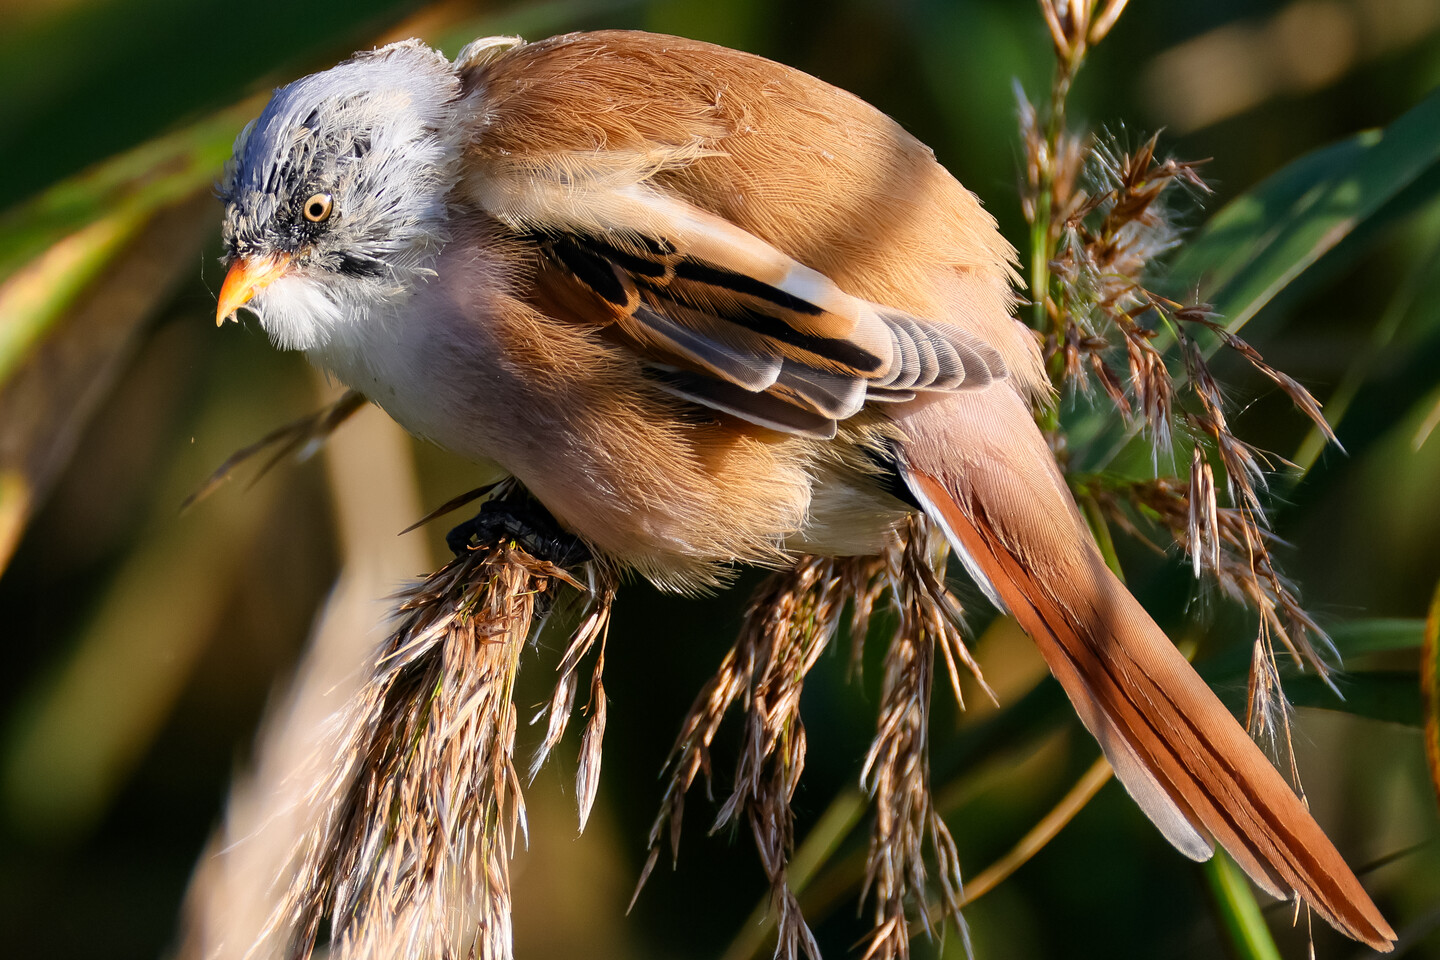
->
xmin=896 ymin=389 xmax=1395 ymax=951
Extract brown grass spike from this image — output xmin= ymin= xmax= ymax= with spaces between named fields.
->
xmin=261 ymin=535 xmax=588 ymax=960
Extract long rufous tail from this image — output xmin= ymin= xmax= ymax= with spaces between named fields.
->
xmin=896 ymin=388 xmax=1395 ymax=951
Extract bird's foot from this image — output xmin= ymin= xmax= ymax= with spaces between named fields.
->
xmin=445 ymin=497 xmax=591 ymax=568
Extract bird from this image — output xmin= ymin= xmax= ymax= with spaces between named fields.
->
xmin=214 ymin=30 xmax=1395 ymax=950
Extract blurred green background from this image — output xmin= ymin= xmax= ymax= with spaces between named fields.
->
xmin=1 ymin=1 xmax=1438 ymax=958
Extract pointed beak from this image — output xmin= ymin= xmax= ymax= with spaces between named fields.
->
xmin=216 ymin=253 xmax=292 ymax=327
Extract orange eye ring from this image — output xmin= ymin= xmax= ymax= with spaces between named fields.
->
xmin=303 ymin=193 xmax=334 ymax=222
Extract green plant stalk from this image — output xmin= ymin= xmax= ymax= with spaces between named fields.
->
xmin=1423 ymin=576 xmax=1440 ymax=811
xmin=1031 ymin=64 xmax=1071 ymax=332
xmin=1029 ymin=187 xmax=1053 ymax=334
xmin=1415 ymin=387 xmax=1440 ymax=450
xmin=1078 ymin=493 xmax=1124 ymax=582
xmin=1204 ymin=850 xmax=1284 ymax=960
xmin=1030 ymin=49 xmax=1084 ymax=437
xmin=1026 ymin=60 xmax=1068 ymax=332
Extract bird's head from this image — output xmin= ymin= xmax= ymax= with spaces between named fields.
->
xmin=216 ymin=40 xmax=462 ymax=351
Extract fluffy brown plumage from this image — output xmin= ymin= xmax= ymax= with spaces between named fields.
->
xmin=215 ymin=30 xmax=1395 ymax=949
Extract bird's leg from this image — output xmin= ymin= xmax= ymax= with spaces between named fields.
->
xmin=446 ymin=495 xmax=592 ymax=568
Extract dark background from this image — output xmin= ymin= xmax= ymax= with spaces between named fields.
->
xmin=1 ymin=1 xmax=1438 ymax=957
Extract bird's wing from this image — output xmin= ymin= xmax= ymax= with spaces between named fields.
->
xmin=500 ymin=180 xmax=1005 ymax=438
xmin=457 ymin=30 xmax=1025 ymax=438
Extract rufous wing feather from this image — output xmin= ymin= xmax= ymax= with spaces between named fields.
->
xmin=898 ymin=388 xmax=1396 ymax=952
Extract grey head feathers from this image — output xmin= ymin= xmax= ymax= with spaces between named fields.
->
xmin=218 ymin=40 xmax=465 ymax=351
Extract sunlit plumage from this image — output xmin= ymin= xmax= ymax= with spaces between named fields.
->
xmin=216 ymin=30 xmax=1395 ymax=950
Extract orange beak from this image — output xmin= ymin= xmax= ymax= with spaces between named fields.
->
xmin=216 ymin=253 xmax=293 ymax=327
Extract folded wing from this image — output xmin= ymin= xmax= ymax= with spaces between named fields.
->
xmin=478 ymin=169 xmax=1005 ymax=437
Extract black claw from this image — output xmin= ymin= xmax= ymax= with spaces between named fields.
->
xmin=446 ymin=497 xmax=591 ymax=568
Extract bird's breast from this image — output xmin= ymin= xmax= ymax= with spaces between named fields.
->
xmin=311 ymin=236 xmax=903 ymax=588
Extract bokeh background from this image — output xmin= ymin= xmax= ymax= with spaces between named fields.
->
xmin=2 ymin=1 xmax=1438 ymax=958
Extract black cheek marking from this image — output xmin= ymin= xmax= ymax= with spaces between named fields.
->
xmin=675 ymin=258 xmax=825 ymax=316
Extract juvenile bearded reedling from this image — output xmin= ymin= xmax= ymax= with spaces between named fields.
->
xmin=214 ymin=30 xmax=1397 ymax=950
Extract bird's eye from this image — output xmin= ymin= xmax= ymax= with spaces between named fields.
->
xmin=303 ymin=193 xmax=334 ymax=223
